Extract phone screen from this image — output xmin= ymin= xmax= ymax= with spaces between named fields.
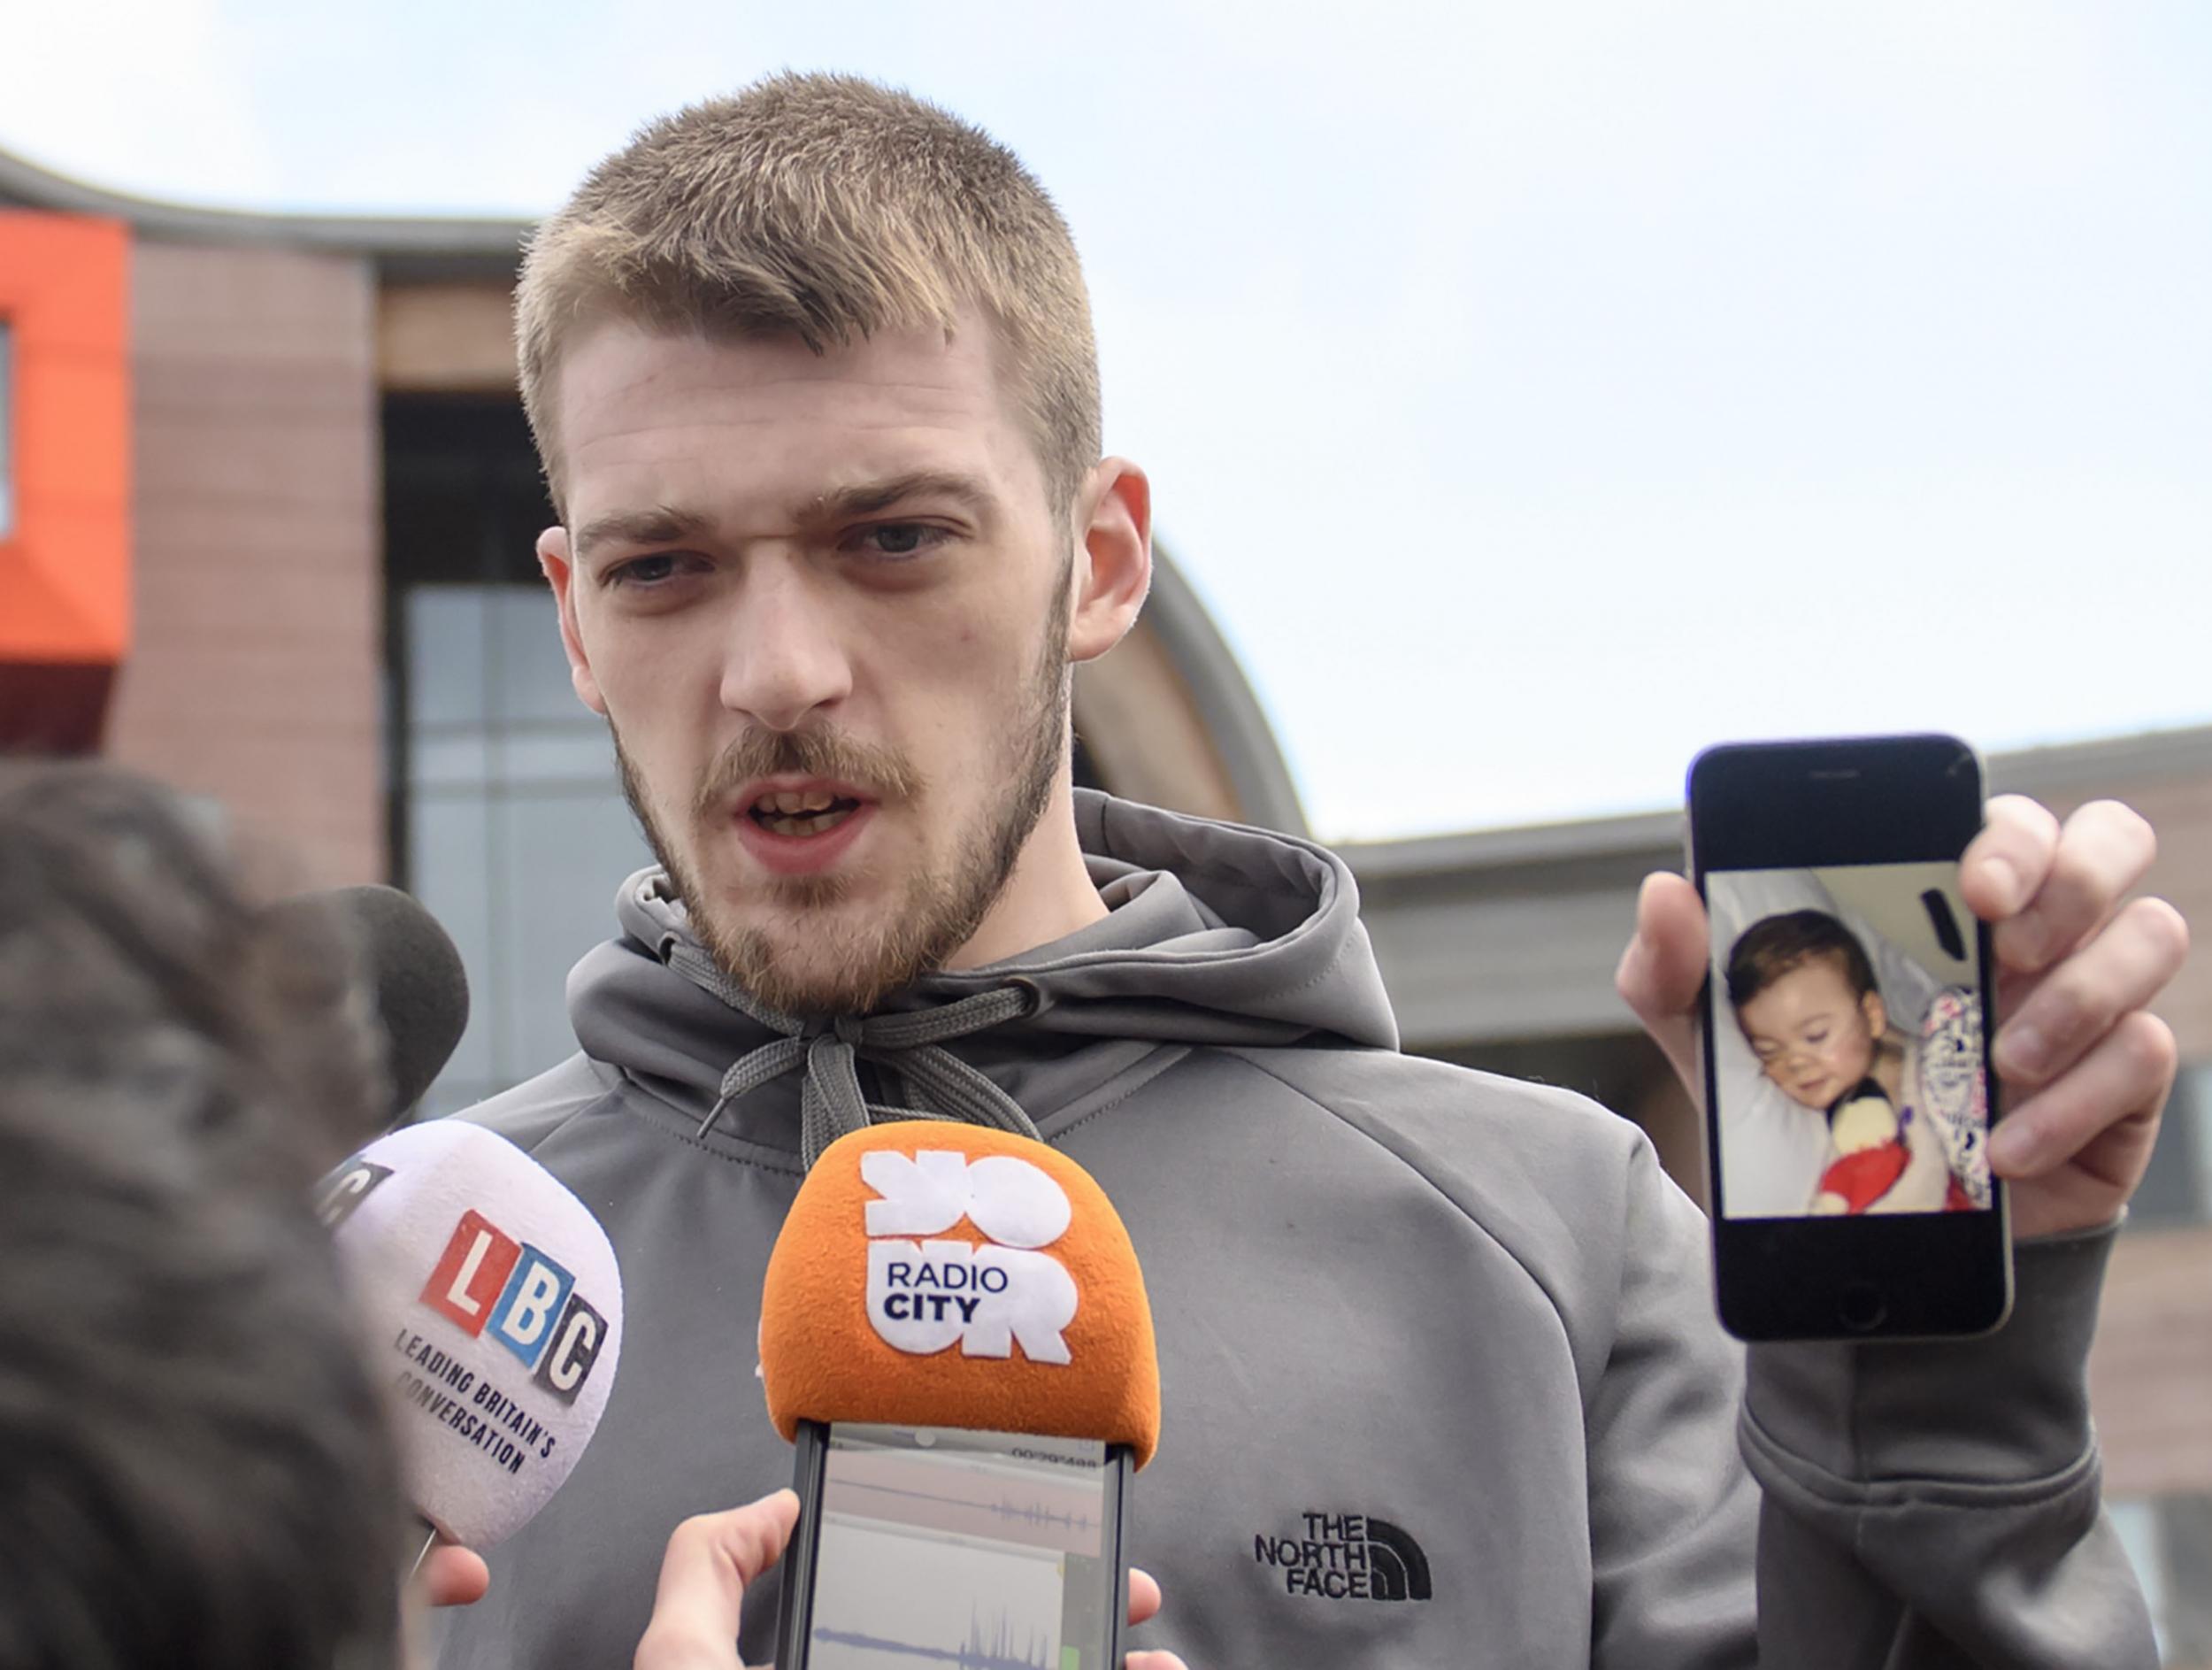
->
xmin=1707 ymin=862 xmax=1993 ymax=1221
xmin=1689 ymin=735 xmax=2010 ymax=1340
xmin=798 ymin=1423 xmax=1122 ymax=1670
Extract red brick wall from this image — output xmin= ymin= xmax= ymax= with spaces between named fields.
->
xmin=2047 ymin=764 xmax=2212 ymax=1498
xmin=105 ymin=241 xmax=384 ymax=886
xmin=2093 ymin=1223 xmax=2212 ymax=1497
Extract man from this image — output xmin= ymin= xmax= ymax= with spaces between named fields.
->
xmin=433 ymin=73 xmax=2189 ymax=1667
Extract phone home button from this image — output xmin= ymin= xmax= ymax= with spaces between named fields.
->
xmin=1839 ymin=1283 xmax=1888 ymax=1334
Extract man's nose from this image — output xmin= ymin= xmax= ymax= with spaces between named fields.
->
xmin=717 ymin=563 xmax=853 ymax=732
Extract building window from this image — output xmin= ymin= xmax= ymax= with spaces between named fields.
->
xmin=385 ymin=393 xmax=652 ymax=1119
xmin=403 ymin=582 xmax=650 ymax=1117
xmin=2127 ymin=1063 xmax=2212 ymax=1230
xmin=2112 ymin=1492 xmax=2212 ymax=1666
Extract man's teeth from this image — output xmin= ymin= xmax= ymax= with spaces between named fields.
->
xmin=749 ymin=792 xmax=857 ymax=836
xmin=757 ymin=790 xmax=839 ymax=815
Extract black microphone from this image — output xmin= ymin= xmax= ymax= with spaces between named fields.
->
xmin=277 ymin=885 xmax=470 ymax=1123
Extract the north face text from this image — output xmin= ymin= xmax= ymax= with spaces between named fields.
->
xmin=1255 ymin=1512 xmax=1433 ymax=1601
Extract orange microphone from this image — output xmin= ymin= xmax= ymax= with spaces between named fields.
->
xmin=761 ymin=1122 xmax=1159 ymax=1670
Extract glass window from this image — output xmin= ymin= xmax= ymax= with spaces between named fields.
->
xmin=403 ymin=582 xmax=652 ymax=1119
xmin=0 ymin=318 xmax=14 ymax=540
xmin=2126 ymin=1064 xmax=2212 ymax=1230
xmin=2111 ymin=1492 xmax=2212 ymax=1666
xmin=2110 ymin=1500 xmax=2169 ymax=1661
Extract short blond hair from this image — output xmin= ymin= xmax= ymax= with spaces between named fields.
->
xmin=516 ymin=73 xmax=1101 ymax=517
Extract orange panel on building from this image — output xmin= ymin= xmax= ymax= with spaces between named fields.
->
xmin=0 ymin=212 xmax=131 ymax=750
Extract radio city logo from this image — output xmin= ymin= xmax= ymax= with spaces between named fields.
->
xmin=417 ymin=1210 xmax=610 ymax=1405
xmin=860 ymin=1149 xmax=1079 ymax=1365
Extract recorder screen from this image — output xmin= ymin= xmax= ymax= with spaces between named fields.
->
xmin=1708 ymin=863 xmax=1994 ymax=1220
xmin=807 ymin=1423 xmax=1117 ymax=1670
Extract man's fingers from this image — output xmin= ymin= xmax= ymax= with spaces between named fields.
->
xmin=1129 ymin=1567 xmax=1162 ymax=1626
xmin=634 ymin=1489 xmax=799 ymax=1669
xmin=1993 ymin=897 xmax=2189 ymax=1087
xmin=1617 ymin=872 xmax=1709 ymax=1094
xmin=1982 ymin=799 xmax=2156 ymax=974
xmin=419 ymin=1543 xmax=490 ymax=1608
xmin=1988 ymin=1009 xmax=2177 ymax=1184
xmin=1126 ymin=1654 xmax=1190 ymax=1670
xmin=1960 ymin=795 xmax=2062 ymax=922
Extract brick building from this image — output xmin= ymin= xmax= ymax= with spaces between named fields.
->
xmin=4 ymin=147 xmax=2206 ymax=1659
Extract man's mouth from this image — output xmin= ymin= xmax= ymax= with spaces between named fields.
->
xmin=746 ymin=788 xmax=864 ymax=838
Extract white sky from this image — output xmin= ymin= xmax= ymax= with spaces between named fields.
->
xmin=4 ymin=0 xmax=2207 ymax=841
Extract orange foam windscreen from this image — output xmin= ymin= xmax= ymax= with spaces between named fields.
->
xmin=759 ymin=1123 xmax=1160 ymax=1468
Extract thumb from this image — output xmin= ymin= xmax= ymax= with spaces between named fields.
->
xmin=417 ymin=1542 xmax=490 ymax=1608
xmin=1615 ymin=872 xmax=1709 ymax=1099
xmin=634 ymin=1489 xmax=800 ymax=1670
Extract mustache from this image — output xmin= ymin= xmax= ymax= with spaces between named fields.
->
xmin=692 ymin=726 xmax=925 ymax=820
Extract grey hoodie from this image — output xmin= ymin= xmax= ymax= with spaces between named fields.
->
xmin=431 ymin=791 xmax=2153 ymax=1669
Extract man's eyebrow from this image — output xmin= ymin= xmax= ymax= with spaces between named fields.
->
xmin=572 ymin=505 xmax=713 ymax=562
xmin=805 ymin=471 xmax=999 ymax=522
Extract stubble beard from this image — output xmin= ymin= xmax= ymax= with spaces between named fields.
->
xmin=614 ymin=587 xmax=1071 ymax=1019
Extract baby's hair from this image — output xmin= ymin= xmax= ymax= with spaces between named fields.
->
xmin=1725 ymin=909 xmax=1878 ymax=1011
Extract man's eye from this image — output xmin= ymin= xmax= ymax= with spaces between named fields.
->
xmin=608 ymin=554 xmax=685 ymax=588
xmin=855 ymin=523 xmax=947 ymax=560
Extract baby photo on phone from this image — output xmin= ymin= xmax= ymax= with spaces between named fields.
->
xmin=1707 ymin=865 xmax=1994 ymax=1220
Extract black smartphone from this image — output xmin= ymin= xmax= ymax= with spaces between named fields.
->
xmin=1688 ymin=734 xmax=2011 ymax=1342
xmin=773 ymin=1420 xmax=1131 ymax=1670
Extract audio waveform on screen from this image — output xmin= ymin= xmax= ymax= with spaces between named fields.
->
xmin=814 ymin=1605 xmax=1056 ymax=1669
xmin=833 ymin=1477 xmax=1098 ymax=1536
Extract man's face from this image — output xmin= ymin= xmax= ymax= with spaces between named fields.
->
xmin=541 ymin=315 xmax=1075 ymax=1016
xmin=1734 ymin=955 xmax=1886 ymax=1111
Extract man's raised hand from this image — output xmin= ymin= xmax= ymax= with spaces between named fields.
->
xmin=1617 ymin=795 xmax=2188 ymax=1240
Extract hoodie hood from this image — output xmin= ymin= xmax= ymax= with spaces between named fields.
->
xmin=565 ymin=791 xmax=1397 ymax=1152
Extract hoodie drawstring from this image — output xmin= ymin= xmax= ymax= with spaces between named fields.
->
xmin=667 ymin=944 xmax=1041 ymax=1168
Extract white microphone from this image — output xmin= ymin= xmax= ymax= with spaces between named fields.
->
xmin=316 ymin=1121 xmax=624 ymax=1550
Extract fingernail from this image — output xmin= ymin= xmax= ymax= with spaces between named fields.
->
xmin=1984 ymin=855 xmax=2027 ymax=914
xmin=1996 ymin=1021 xmax=2048 ymax=1081
xmin=1988 ymin=1120 xmax=2042 ymax=1174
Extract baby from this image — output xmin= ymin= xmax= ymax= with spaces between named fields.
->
xmin=1725 ymin=910 xmax=1985 ymax=1215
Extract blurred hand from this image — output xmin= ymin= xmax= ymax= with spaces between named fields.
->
xmin=418 ymin=1539 xmax=489 ymax=1608
xmin=1617 ymin=795 xmax=2188 ymax=1241
xmin=631 ymin=1489 xmax=1187 ymax=1670
xmin=632 ymin=1489 xmax=798 ymax=1670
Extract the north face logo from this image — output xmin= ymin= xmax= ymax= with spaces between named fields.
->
xmin=861 ymin=1149 xmax=1079 ymax=1364
xmin=1255 ymin=1512 xmax=1432 ymax=1601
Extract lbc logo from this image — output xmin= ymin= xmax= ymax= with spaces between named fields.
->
xmin=419 ymin=1210 xmax=609 ymax=1405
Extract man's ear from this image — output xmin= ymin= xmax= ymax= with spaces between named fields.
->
xmin=1067 ymin=458 xmax=1152 ymax=666
xmin=538 ymin=526 xmax=607 ymax=715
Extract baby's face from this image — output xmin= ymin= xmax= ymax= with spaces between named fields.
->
xmin=1735 ymin=956 xmax=1881 ymax=1111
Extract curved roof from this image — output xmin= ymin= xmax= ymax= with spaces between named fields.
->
xmin=0 ymin=143 xmax=526 ymax=277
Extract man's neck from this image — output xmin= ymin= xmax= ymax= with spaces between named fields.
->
xmin=941 ymin=779 xmax=1107 ymax=971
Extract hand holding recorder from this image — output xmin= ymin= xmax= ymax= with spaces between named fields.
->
xmin=630 ymin=1490 xmax=1185 ymax=1670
